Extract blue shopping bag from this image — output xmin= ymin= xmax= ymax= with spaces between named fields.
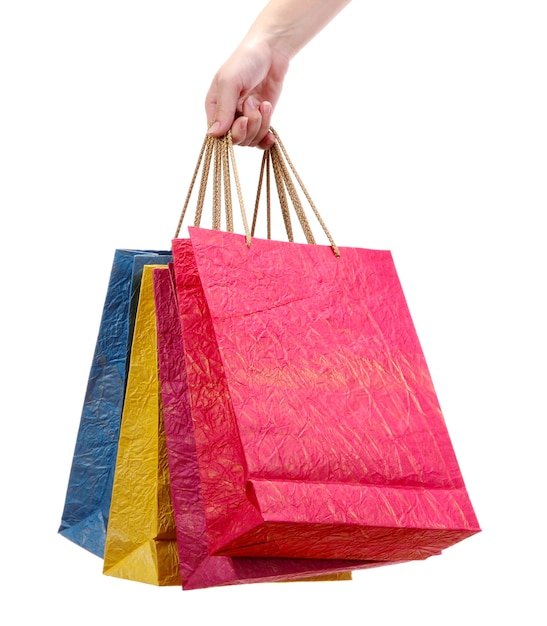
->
xmin=58 ymin=249 xmax=171 ymax=557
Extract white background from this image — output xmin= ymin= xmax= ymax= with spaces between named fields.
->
xmin=1 ymin=1 xmax=545 ymax=624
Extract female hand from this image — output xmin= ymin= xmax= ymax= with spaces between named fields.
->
xmin=205 ymin=0 xmax=351 ymax=149
xmin=205 ymin=40 xmax=289 ymax=149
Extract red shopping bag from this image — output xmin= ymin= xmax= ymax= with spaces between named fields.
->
xmin=153 ymin=264 xmax=392 ymax=589
xmin=170 ymin=129 xmax=479 ymax=563
xmin=169 ymin=226 xmax=480 ymax=563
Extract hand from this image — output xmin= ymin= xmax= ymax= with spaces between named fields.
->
xmin=205 ymin=40 xmax=289 ymax=149
xmin=205 ymin=0 xmax=350 ymax=148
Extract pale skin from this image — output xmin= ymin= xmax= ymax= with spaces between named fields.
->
xmin=205 ymin=0 xmax=351 ymax=149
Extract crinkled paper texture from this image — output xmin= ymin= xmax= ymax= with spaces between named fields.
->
xmin=58 ymin=250 xmax=171 ymax=557
xmin=154 ymin=264 xmax=393 ymax=589
xmin=103 ymin=265 xmax=180 ymax=585
xmin=169 ymin=228 xmax=480 ymax=562
xmin=99 ymin=263 xmax=357 ymax=588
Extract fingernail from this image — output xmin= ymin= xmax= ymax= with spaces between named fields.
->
xmin=246 ymin=96 xmax=258 ymax=110
xmin=264 ymin=132 xmax=276 ymax=149
xmin=207 ymin=121 xmax=221 ymax=135
xmin=261 ymin=102 xmax=272 ymax=116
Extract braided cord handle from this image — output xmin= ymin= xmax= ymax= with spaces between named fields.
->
xmin=251 ymin=129 xmax=340 ymax=257
xmin=175 ymin=129 xmax=339 ymax=257
xmin=174 ymin=130 xmax=251 ymax=245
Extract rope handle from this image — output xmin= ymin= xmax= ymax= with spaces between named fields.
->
xmin=174 ymin=129 xmax=339 ymax=257
xmin=174 ymin=130 xmax=251 ymax=245
xmin=251 ymin=129 xmax=339 ymax=256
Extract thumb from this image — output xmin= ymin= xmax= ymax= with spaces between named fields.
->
xmin=206 ymin=84 xmax=242 ymax=137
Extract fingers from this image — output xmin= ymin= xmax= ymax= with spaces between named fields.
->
xmin=231 ymin=97 xmax=265 ymax=145
xmin=206 ymin=86 xmax=275 ymax=149
xmin=230 ymin=99 xmax=274 ymax=148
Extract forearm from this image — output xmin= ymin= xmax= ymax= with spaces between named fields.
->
xmin=242 ymin=0 xmax=352 ymax=60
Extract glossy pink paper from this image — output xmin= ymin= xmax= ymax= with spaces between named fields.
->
xmin=171 ymin=228 xmax=480 ymax=562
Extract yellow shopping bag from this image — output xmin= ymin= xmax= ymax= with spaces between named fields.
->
xmin=103 ymin=265 xmax=180 ymax=586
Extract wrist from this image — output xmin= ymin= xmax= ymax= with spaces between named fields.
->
xmin=241 ymin=27 xmax=294 ymax=64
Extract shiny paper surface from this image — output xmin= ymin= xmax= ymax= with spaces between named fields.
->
xmin=103 ymin=265 xmax=180 ymax=586
xmin=154 ymin=264 xmax=391 ymax=589
xmin=170 ymin=228 xmax=480 ymax=562
xmin=58 ymin=249 xmax=171 ymax=557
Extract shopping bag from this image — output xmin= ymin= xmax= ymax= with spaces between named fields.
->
xmin=103 ymin=264 xmax=180 ymax=585
xmin=169 ymin=131 xmax=480 ymax=563
xmin=153 ymin=263 xmax=395 ymax=589
xmin=58 ymin=249 xmax=171 ymax=557
xmin=173 ymin=227 xmax=481 ymax=562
